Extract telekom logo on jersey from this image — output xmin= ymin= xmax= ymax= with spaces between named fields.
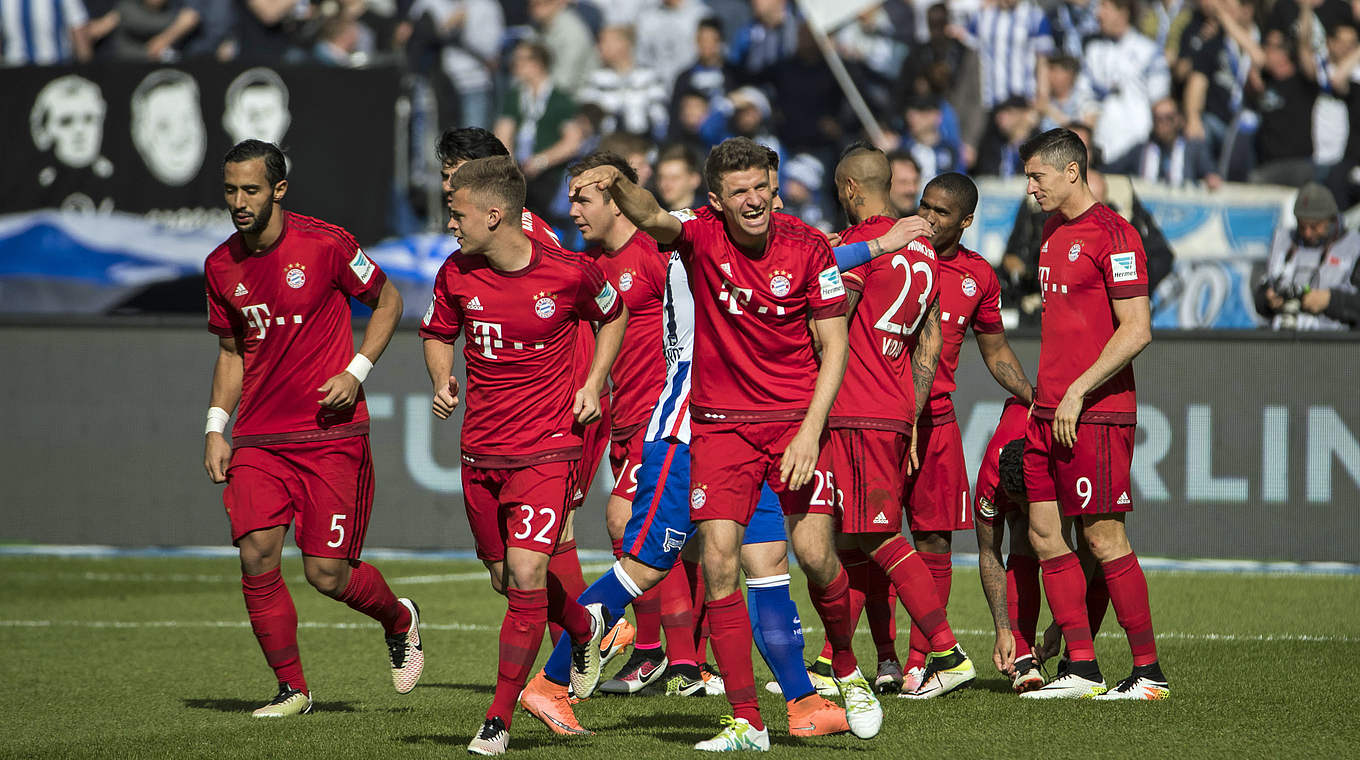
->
xmin=240 ymin=303 xmax=305 ymax=339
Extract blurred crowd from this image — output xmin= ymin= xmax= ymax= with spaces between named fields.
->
xmin=7 ymin=0 xmax=1360 ymax=326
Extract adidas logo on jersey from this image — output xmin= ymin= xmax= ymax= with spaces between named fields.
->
xmin=467 ymin=296 xmax=484 ymax=311
xmin=234 ymin=283 xmax=249 ymax=297
xmin=1117 ymin=492 xmax=1131 ymax=505
xmin=873 ymin=512 xmax=889 ymax=525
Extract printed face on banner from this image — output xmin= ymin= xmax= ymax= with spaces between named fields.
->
xmin=223 ymin=68 xmax=292 ymax=146
xmin=131 ymin=70 xmax=207 ymax=186
xmin=30 ymin=75 xmax=112 ymax=182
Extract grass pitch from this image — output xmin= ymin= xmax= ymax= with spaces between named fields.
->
xmin=3 ymin=554 xmax=1357 ymax=759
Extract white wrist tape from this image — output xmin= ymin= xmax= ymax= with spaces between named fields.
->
xmin=345 ymin=353 xmax=374 ymax=383
xmin=205 ymin=407 xmax=230 ymax=435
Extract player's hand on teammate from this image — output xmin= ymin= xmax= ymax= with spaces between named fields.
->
xmin=568 ymin=165 xmax=623 ymax=200
xmin=1054 ymin=388 xmax=1084 ymax=447
xmin=204 ymin=433 xmax=232 ymax=484
xmin=825 ymin=231 xmax=843 ymax=247
xmin=573 ymin=385 xmax=603 ymax=424
xmin=993 ymin=629 xmax=1017 ymax=675
xmin=880 ymin=216 xmax=934 ymax=255
xmin=432 ymin=375 xmax=460 ymax=419
xmin=778 ymin=428 xmax=821 ymax=490
xmin=318 ymin=371 xmax=362 ymax=410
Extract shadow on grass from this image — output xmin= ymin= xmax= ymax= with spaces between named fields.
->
xmin=400 ymin=734 xmax=557 ymax=750
xmin=415 ymin=682 xmax=495 ymax=695
xmin=182 ymin=698 xmax=357 ymax=713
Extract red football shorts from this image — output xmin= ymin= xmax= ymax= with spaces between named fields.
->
xmin=904 ymin=416 xmax=973 ymax=532
xmin=689 ymin=420 xmax=835 ymax=525
xmin=974 ymin=399 xmax=1030 ymax=525
xmin=608 ymin=423 xmax=647 ymax=502
xmin=829 ymin=427 xmax=910 ymax=534
xmin=1023 ymin=417 xmax=1135 ymax=517
xmin=223 ymin=435 xmax=373 ymax=560
xmin=463 ymin=461 xmax=576 ymax=562
xmin=571 ymin=394 xmax=612 ymax=510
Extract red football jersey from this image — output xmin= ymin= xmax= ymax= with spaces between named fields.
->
xmin=1033 ymin=203 xmax=1147 ymax=424
xmin=672 ymin=207 xmax=848 ymax=421
xmin=419 ymin=237 xmax=624 ymax=467
xmin=205 ymin=212 xmax=385 ymax=446
xmin=830 ymin=216 xmax=939 ymax=432
xmin=924 ymin=246 xmax=1005 ymax=423
xmin=588 ymin=229 xmax=668 ymax=433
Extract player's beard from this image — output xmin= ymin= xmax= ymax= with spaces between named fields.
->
xmin=236 ymin=201 xmax=273 ymax=234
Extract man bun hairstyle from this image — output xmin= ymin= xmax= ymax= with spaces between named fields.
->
xmin=449 ymin=155 xmax=526 ymax=215
xmin=923 ymin=171 xmax=979 ymax=216
xmin=1019 ymin=127 xmax=1088 ymax=181
xmin=704 ymin=137 xmax=774 ymax=195
xmin=224 ymin=139 xmax=287 ymax=186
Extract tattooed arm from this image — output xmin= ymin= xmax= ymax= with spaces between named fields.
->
xmin=975 ymin=330 xmax=1034 ymax=405
xmin=976 ymin=516 xmax=1015 ymax=674
xmin=910 ymin=298 xmax=942 ymax=422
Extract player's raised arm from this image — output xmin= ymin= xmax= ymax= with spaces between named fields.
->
xmin=204 ymin=334 xmax=244 ymax=483
xmin=779 ymin=314 xmax=848 ymax=490
xmin=831 ymin=216 xmax=934 ymax=271
xmin=569 ymin=165 xmax=682 ymax=246
xmin=975 ymin=332 xmax=1034 ymax=405
xmin=1053 ymin=295 xmax=1151 ymax=447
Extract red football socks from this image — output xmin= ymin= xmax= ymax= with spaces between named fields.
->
xmin=634 ymin=585 xmax=663 ymax=650
xmin=338 ymin=561 xmax=410 ymax=635
xmin=242 ymin=568 xmax=306 ymax=694
xmin=1006 ymin=554 xmax=1041 ymax=658
xmin=807 ymin=567 xmax=858 ymax=679
xmin=1040 ymin=552 xmax=1095 ymax=662
xmin=683 ymin=558 xmax=708 ymax=660
xmin=1103 ymin=553 xmax=1158 ymax=666
xmin=904 ymin=550 xmax=953 ymax=665
xmin=546 ymin=569 xmax=594 ymax=646
xmin=819 ymin=549 xmax=870 ymax=662
xmin=864 ymin=562 xmax=898 ymax=663
xmin=875 ymin=536 xmax=956 ymax=654
xmin=706 ymin=591 xmax=762 ymax=730
xmin=546 ymin=540 xmax=587 ymax=644
xmin=658 ymin=562 xmax=698 ymax=666
xmin=488 ymin=588 xmax=548 ymax=727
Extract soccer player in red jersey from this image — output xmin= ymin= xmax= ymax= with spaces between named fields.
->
xmin=812 ymin=145 xmax=979 ymax=702
xmin=1016 ymin=127 xmax=1168 ymax=700
xmin=421 ymin=156 xmax=627 ymax=754
xmin=572 ymin=137 xmax=882 ymax=750
xmin=434 ymin=127 xmax=604 ymax=646
xmin=567 ymin=151 xmax=695 ymax=693
xmin=202 ymin=140 xmax=421 ymax=718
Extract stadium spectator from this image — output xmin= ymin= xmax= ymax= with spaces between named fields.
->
xmin=635 ymin=0 xmax=712 ymax=91
xmin=1079 ymin=0 xmax=1172 ymax=169
xmin=671 ymin=17 xmax=734 ymax=121
xmin=770 ymin=23 xmax=844 ymax=153
xmin=1137 ymin=0 xmax=1196 ymax=65
xmin=899 ymin=3 xmax=967 ymax=96
xmin=975 ymin=96 xmax=1042 ymax=178
xmin=494 ymin=40 xmax=585 ymax=215
xmin=405 ymin=0 xmax=504 ymax=129
xmin=1250 ymin=27 xmax=1320 ymax=186
xmin=1256 ymin=182 xmax=1360 ymax=329
xmin=1263 ymin=0 xmax=1353 ymax=38
xmin=598 ymin=131 xmax=655 ymax=191
xmin=778 ymin=152 xmax=831 ymax=232
xmin=898 ymin=3 xmax=984 ymax=154
xmin=891 ymin=95 xmax=962 ymax=180
xmin=527 ymin=0 xmax=598 ymax=95
xmin=178 ymin=0 xmax=233 ymax=58
xmin=1048 ymin=0 xmax=1101 ymax=58
xmin=227 ymin=0 xmax=306 ymax=61
xmin=1183 ymin=0 xmax=1260 ymax=181
xmin=1036 ymin=54 xmax=1092 ymax=130
xmin=1125 ymin=97 xmax=1222 ymax=187
xmin=312 ymin=14 xmax=358 ymax=65
xmin=705 ymin=85 xmax=782 ymax=160
xmin=833 ymin=4 xmax=911 ymax=112
xmin=887 ymin=149 xmax=921 ymax=215
xmin=654 ymin=142 xmax=705 ymax=210
xmin=958 ymin=0 xmax=1055 ymax=111
xmin=91 ymin=0 xmax=199 ymax=60
xmin=1 ymin=0 xmax=95 ymax=63
xmin=578 ymin=24 xmax=669 ymax=140
xmin=1300 ymin=13 xmax=1360 ymax=181
xmin=728 ymin=0 xmax=799 ymax=82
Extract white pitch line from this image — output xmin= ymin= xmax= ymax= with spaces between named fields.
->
xmin=0 ymin=619 xmax=1354 ymax=643
xmin=4 ymin=565 xmax=617 ymax=586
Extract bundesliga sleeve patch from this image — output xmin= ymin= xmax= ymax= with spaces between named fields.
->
xmin=422 ymin=298 xmax=435 ymax=326
xmin=668 ymin=208 xmax=697 ymax=222
xmin=595 ymin=281 xmax=619 ymax=313
xmin=1110 ymin=252 xmax=1139 ymax=283
xmin=819 ymin=267 xmax=846 ymax=300
xmin=350 ymin=248 xmax=376 ymax=284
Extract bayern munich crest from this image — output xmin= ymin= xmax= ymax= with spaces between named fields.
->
xmin=961 ymin=276 xmax=977 ymax=297
xmin=285 ymin=264 xmax=306 ymax=289
xmin=619 ymin=271 xmax=635 ymax=292
xmin=769 ymin=270 xmax=792 ymax=297
xmin=534 ymin=292 xmax=556 ymax=319
xmin=690 ymin=486 xmax=707 ymax=509
xmin=1068 ymin=242 xmax=1083 ymax=262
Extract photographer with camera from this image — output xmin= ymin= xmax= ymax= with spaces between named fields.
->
xmin=1255 ymin=183 xmax=1360 ymax=331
